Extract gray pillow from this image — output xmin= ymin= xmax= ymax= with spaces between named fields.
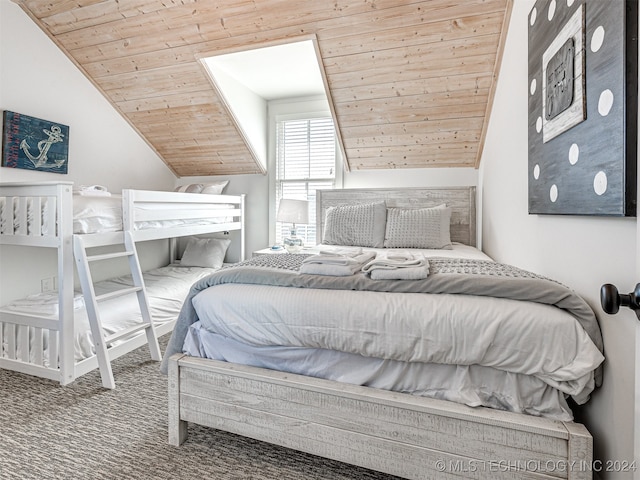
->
xmin=322 ymin=201 xmax=386 ymax=248
xmin=180 ymin=237 xmax=231 ymax=268
xmin=384 ymin=205 xmax=452 ymax=249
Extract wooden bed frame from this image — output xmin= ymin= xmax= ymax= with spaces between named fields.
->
xmin=0 ymin=181 xmax=245 ymax=386
xmin=168 ymin=186 xmax=593 ymax=480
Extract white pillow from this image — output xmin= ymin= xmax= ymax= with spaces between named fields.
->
xmin=384 ymin=205 xmax=452 ymax=249
xmin=180 ymin=237 xmax=231 ymax=268
xmin=174 ymin=183 xmax=204 ymax=193
xmin=322 ymin=201 xmax=387 ymax=248
xmin=173 ymin=181 xmax=229 ymax=194
xmin=200 ymin=181 xmax=229 ymax=195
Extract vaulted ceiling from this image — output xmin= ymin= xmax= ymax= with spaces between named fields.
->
xmin=14 ymin=0 xmax=512 ymax=177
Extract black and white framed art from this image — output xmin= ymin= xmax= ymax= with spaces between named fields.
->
xmin=528 ymin=0 xmax=637 ymax=216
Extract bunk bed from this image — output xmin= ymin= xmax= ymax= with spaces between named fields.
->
xmin=165 ymin=187 xmax=602 ymax=480
xmin=0 ymin=181 xmax=245 ymax=388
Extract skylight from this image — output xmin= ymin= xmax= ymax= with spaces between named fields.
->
xmin=200 ymin=37 xmax=345 ymax=172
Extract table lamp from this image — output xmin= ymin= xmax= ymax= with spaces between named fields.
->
xmin=276 ymin=199 xmax=309 ymax=253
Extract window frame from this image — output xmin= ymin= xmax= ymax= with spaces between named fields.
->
xmin=268 ymin=96 xmax=343 ymax=246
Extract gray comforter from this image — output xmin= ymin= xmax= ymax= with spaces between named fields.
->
xmin=160 ymin=254 xmax=604 ymax=387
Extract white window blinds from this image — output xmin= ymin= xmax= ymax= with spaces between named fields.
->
xmin=276 ymin=117 xmax=336 ymax=245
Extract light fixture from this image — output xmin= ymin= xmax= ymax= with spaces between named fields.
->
xmin=277 ymin=199 xmax=309 ymax=253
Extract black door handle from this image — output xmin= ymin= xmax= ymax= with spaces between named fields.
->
xmin=600 ymin=283 xmax=640 ymax=319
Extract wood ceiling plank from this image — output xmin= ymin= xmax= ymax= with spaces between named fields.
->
xmin=319 ymin=11 xmax=505 ymax=58
xmin=329 ymin=74 xmax=492 ymax=103
xmin=327 ymin=54 xmax=495 ymax=87
xmin=314 ymin=0 xmax=508 ymax=40
xmin=127 ymin=116 xmax=234 ymax=133
xmin=52 ymin=2 xmax=254 ymax=49
xmin=164 ymin=148 xmax=249 ymax=161
xmin=342 ymin=129 xmax=480 ymax=149
xmin=336 ymin=102 xmax=486 ymax=126
xmin=98 ymin=64 xmax=210 ymax=102
xmin=144 ymin=132 xmax=244 ymax=148
xmin=348 ymin=152 xmax=475 ymax=169
xmin=335 ymin=90 xmax=490 ymax=111
xmin=36 ymin=0 xmax=241 ymax=35
xmin=170 ymin=153 xmax=261 ymax=175
xmin=146 ymin=133 xmax=246 ymax=148
xmin=323 ymin=35 xmax=501 ymax=77
xmin=116 ymin=90 xmax=219 ymax=113
xmin=126 ymin=103 xmax=227 ymax=123
xmin=142 ymin=126 xmax=240 ymax=144
xmin=340 ymin=118 xmax=485 ymax=137
xmin=82 ymin=43 xmax=202 ymax=78
xmin=211 ymin=0 xmax=383 ymax=37
xmin=72 ymin=23 xmax=304 ymax=66
xmin=347 ymin=143 xmax=477 ymax=158
xmin=18 ymin=0 xmax=106 ymax=19
xmin=159 ymin=144 xmax=250 ymax=157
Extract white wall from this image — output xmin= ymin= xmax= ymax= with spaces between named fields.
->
xmin=0 ymin=1 xmax=176 ymax=302
xmin=479 ymin=1 xmax=638 ymax=476
xmin=343 ymin=167 xmax=478 ymax=189
xmin=202 ymin=60 xmax=268 ymax=170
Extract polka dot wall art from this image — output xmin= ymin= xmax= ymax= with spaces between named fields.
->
xmin=528 ymin=0 xmax=637 ymax=216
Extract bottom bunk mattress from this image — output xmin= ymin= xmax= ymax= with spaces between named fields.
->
xmin=162 ymin=251 xmax=604 ymax=422
xmin=2 ymin=264 xmax=217 ymax=364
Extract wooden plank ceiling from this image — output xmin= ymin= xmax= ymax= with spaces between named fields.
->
xmin=15 ymin=0 xmax=512 ymax=177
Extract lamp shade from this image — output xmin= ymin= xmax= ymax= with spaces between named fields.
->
xmin=277 ymin=199 xmax=309 ymax=224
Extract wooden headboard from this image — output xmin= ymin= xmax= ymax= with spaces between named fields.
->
xmin=316 ymin=187 xmax=477 ymax=247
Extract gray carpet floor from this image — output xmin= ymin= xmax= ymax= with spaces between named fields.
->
xmin=0 ymin=335 xmax=401 ymax=480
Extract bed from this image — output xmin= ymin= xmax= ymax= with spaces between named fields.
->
xmin=164 ymin=187 xmax=602 ymax=480
xmin=0 ymin=181 xmax=245 ymax=387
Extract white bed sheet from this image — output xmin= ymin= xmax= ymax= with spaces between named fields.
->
xmin=191 ymin=283 xmax=601 ymax=397
xmin=1 ymin=264 xmax=217 ymax=364
xmin=183 ymin=322 xmax=575 ymax=420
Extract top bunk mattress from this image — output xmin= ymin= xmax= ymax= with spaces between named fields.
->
xmin=72 ymin=195 xmax=236 ymax=234
xmin=0 ymin=194 xmax=236 ymax=235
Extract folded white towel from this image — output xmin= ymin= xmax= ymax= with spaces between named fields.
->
xmin=300 ymin=250 xmax=376 ymax=276
xmin=362 ymin=251 xmax=427 ymax=272
xmin=299 ymin=263 xmax=363 ymax=276
xmin=362 ymin=252 xmax=427 ymax=272
xmin=369 ymin=264 xmax=430 ymax=280
xmin=362 ymin=251 xmax=430 ymax=280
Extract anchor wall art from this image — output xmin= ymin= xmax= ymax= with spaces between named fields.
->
xmin=2 ymin=111 xmax=69 ymax=174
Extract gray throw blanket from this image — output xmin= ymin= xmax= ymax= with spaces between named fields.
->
xmin=160 ymin=254 xmax=603 ymax=385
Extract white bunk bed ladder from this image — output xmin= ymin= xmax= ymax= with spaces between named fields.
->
xmin=72 ymin=231 xmax=161 ymax=389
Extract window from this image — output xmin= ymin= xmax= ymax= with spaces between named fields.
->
xmin=275 ymin=116 xmax=338 ymax=245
